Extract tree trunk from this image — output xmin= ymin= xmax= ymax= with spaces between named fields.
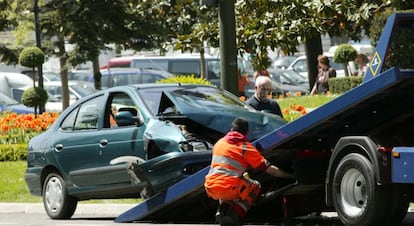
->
xmin=57 ymin=35 xmax=70 ymax=110
xmin=92 ymin=55 xmax=101 ymax=90
xmin=304 ymin=34 xmax=323 ymax=92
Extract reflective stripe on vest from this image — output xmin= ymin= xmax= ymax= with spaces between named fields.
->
xmin=208 ymin=142 xmax=247 ymax=177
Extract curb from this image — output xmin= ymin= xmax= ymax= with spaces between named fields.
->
xmin=0 ymin=203 xmax=136 ymax=216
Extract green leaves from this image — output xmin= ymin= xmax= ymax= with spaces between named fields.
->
xmin=19 ymin=46 xmax=44 ymax=68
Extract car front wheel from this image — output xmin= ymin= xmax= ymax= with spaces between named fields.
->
xmin=42 ymin=173 xmax=77 ymax=219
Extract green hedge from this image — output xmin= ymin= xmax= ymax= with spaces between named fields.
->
xmin=0 ymin=144 xmax=28 ymax=161
xmin=328 ymin=76 xmax=363 ymax=94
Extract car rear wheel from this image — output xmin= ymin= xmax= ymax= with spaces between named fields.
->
xmin=43 ymin=173 xmax=77 ymax=219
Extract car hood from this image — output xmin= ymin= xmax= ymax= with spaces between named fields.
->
xmin=158 ymin=91 xmax=285 ymax=141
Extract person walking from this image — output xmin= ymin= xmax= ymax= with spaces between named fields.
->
xmin=310 ymin=54 xmax=336 ymax=95
xmin=245 ymin=76 xmax=283 ymax=118
xmin=204 ymin=117 xmax=294 ymax=226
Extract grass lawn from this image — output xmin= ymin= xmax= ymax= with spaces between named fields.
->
xmin=0 ymin=161 xmax=41 ymax=202
xmin=0 ymin=161 xmax=138 ymax=203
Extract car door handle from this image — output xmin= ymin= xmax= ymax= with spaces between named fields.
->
xmin=99 ymin=139 xmax=108 ymax=147
xmin=55 ymin=144 xmax=63 ymax=152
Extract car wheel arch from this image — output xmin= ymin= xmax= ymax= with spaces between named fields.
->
xmin=40 ymin=165 xmax=64 ymax=194
xmin=326 ymin=136 xmax=382 ymax=207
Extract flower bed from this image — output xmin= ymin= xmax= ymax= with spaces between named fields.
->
xmin=0 ymin=112 xmax=59 ymax=145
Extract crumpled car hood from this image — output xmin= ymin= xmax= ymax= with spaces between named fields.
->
xmin=158 ymin=91 xmax=286 ymax=141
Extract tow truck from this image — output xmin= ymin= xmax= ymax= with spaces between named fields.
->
xmin=115 ymin=13 xmax=414 ymax=226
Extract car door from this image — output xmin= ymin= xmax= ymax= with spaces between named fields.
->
xmin=53 ymin=92 xmax=145 ymax=189
xmin=91 ymin=91 xmax=147 ymax=188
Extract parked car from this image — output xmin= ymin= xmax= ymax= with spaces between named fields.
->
xmin=272 ymin=56 xmax=298 ymax=69
xmin=21 ymin=70 xmax=61 ymax=82
xmin=13 ymin=81 xmax=96 ymax=112
xmin=43 ymin=81 xmax=95 ymax=101
xmin=287 ymin=54 xmax=357 ymax=78
xmin=0 ymin=91 xmax=34 ymax=114
xmin=268 ymin=69 xmax=310 ymax=91
xmin=244 ymin=69 xmax=309 ymax=98
xmin=24 ymin=83 xmax=285 ymax=219
xmin=0 ymin=72 xmax=33 ymax=99
xmin=68 ymin=70 xmax=93 ymax=82
xmin=43 ymin=81 xmax=96 ymax=112
xmin=99 ymin=68 xmax=173 ymax=89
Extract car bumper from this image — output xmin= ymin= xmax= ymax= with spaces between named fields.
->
xmin=24 ymin=167 xmax=43 ymax=196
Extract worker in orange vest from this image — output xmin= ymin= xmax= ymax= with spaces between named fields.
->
xmin=204 ymin=117 xmax=295 ymax=226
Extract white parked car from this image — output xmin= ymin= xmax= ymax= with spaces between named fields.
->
xmin=287 ymin=53 xmax=357 ymax=79
xmin=13 ymin=81 xmax=96 ymax=112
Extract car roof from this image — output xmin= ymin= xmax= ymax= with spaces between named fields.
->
xmin=43 ymin=81 xmax=89 ymax=86
xmin=101 ymin=68 xmax=173 ymax=76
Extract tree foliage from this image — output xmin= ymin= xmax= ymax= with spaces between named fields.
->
xmin=21 ymin=87 xmax=48 ymax=117
xmin=333 ymin=43 xmax=357 ymax=77
xmin=0 ymin=0 xmax=406 ymax=104
xmin=19 ymin=46 xmax=44 ymax=68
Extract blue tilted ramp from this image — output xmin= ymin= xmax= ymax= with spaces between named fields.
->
xmin=115 ymin=167 xmax=214 ymax=223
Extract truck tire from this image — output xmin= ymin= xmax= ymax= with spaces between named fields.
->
xmin=332 ymin=153 xmax=388 ymax=226
xmin=43 ymin=173 xmax=77 ymax=219
xmin=380 ymin=185 xmax=409 ymax=225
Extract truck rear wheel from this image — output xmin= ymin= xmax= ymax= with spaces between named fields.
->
xmin=380 ymin=185 xmax=409 ymax=225
xmin=332 ymin=153 xmax=388 ymax=226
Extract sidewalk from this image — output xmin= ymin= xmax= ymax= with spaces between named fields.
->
xmin=0 ymin=203 xmax=136 ymax=216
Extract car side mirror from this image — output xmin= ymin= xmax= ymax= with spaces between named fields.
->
xmin=115 ymin=111 xmax=143 ymax=127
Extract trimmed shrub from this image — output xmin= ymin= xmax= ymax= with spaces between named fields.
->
xmin=329 ymin=76 xmax=363 ymax=94
xmin=333 ymin=44 xmax=358 ymax=77
xmin=157 ymin=75 xmax=213 ymax=85
xmin=21 ymin=87 xmax=48 ymax=115
xmin=0 ymin=144 xmax=27 ymax=161
xmin=19 ymin=46 xmax=45 ymax=68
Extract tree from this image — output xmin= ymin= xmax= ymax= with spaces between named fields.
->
xmin=19 ymin=46 xmax=45 ymax=87
xmin=38 ymin=0 xmax=161 ymax=110
xmin=19 ymin=46 xmax=46 ymax=115
xmin=171 ymin=0 xmax=384 ymax=91
xmin=333 ymin=44 xmax=357 ymax=77
xmin=21 ymin=87 xmax=48 ymax=117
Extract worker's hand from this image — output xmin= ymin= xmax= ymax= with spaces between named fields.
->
xmin=266 ymin=165 xmax=296 ymax=179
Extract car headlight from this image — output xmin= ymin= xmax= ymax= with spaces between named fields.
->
xmin=179 ymin=140 xmax=212 ymax=152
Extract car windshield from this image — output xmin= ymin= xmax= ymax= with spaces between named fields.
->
xmin=43 ymin=72 xmax=61 ymax=81
xmin=137 ymin=85 xmax=248 ymax=116
xmin=70 ymin=83 xmax=96 ymax=97
xmin=0 ymin=92 xmax=19 ymax=106
xmin=283 ymin=70 xmax=308 ymax=84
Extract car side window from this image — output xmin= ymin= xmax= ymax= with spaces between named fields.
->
xmin=105 ymin=92 xmax=139 ymax=128
xmin=60 ymin=107 xmax=78 ymax=131
xmin=293 ymin=59 xmax=307 ymax=73
xmin=60 ymin=95 xmax=104 ymax=131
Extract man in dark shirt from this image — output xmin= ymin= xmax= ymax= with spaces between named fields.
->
xmin=245 ymin=76 xmax=283 ymax=118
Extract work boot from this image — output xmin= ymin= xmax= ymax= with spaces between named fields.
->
xmin=215 ymin=203 xmax=242 ymax=226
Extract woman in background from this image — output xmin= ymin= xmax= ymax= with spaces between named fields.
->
xmin=310 ymin=55 xmax=336 ymax=95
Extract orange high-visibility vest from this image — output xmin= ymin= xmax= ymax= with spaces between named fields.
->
xmin=204 ymin=137 xmax=267 ymax=201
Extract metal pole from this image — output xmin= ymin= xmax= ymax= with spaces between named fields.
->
xmin=218 ymin=0 xmax=238 ymax=95
xmin=34 ymin=0 xmax=45 ymax=112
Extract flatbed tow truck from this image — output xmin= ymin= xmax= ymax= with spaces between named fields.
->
xmin=115 ymin=13 xmax=414 ymax=226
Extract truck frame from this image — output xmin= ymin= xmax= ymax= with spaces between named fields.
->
xmin=115 ymin=13 xmax=414 ymax=226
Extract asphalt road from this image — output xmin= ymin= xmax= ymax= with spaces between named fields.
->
xmin=1 ymin=203 xmax=414 ymax=226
